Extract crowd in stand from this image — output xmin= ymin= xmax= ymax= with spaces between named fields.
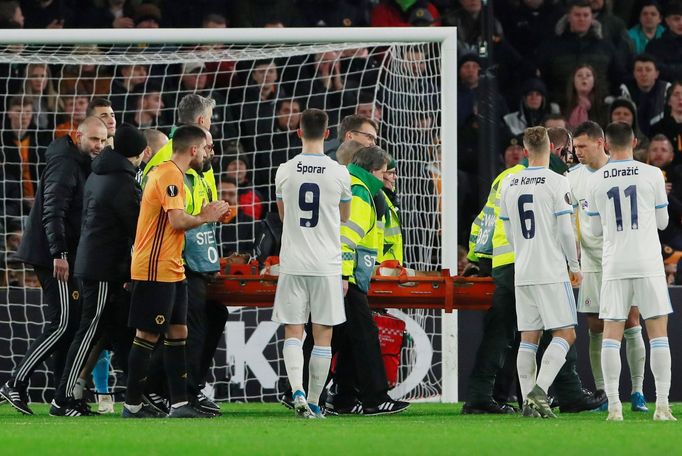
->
xmin=2 ymin=0 xmax=682 ymax=284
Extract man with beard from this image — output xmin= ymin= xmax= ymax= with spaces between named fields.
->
xmin=122 ymin=125 xmax=229 ymax=418
xmin=1 ymin=117 xmax=107 ymax=415
xmin=141 ymin=95 xmax=226 ymax=416
xmin=50 ymin=124 xmax=147 ymax=416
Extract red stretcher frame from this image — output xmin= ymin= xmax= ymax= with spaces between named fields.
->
xmin=208 ymin=266 xmax=494 ymax=312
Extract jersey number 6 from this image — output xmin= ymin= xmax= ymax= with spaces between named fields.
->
xmin=517 ymin=194 xmax=536 ymax=239
xmin=299 ymin=183 xmax=320 ymax=228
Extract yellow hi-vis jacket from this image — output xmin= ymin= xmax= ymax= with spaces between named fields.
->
xmin=341 ymin=164 xmax=385 ymax=293
xmin=142 ymin=135 xmax=218 ymax=212
xmin=491 ymin=164 xmax=526 ymax=268
xmin=468 ymin=164 xmax=525 ymax=263
xmin=379 ymin=189 xmax=403 ymax=265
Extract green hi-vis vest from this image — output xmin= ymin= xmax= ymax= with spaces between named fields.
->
xmin=341 ymin=164 xmax=384 ymax=293
xmin=468 ymin=164 xmax=524 ymax=263
xmin=142 ymin=136 xmax=220 ymax=273
xmin=491 ymin=164 xmax=526 ymax=268
xmin=379 ymin=190 xmax=403 ymax=265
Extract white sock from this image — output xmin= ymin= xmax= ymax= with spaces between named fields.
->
xmin=536 ymin=337 xmax=570 ymax=394
xmin=308 ymin=346 xmax=332 ymax=406
xmin=516 ymin=342 xmax=538 ymax=401
xmin=624 ymin=326 xmax=646 ymax=394
xmin=124 ymin=403 xmax=142 ymax=413
xmin=588 ymin=330 xmax=604 ymax=391
xmin=601 ymin=339 xmax=622 ymax=407
xmin=283 ymin=337 xmax=304 ymax=395
xmin=649 ymin=337 xmax=671 ymax=409
xmin=73 ymin=378 xmax=87 ymax=400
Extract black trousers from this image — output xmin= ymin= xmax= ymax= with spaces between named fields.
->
xmin=54 ymin=280 xmax=122 ymax=404
xmin=186 ymin=272 xmax=229 ymax=396
xmin=465 ymin=264 xmax=584 ymax=404
xmin=331 ymin=283 xmax=388 ymax=406
xmin=11 ymin=266 xmax=81 ymax=389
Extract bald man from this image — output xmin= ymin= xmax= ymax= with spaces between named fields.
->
xmin=2 ymin=117 xmax=108 ymax=416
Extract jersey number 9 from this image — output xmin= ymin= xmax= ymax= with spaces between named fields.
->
xmin=299 ymin=183 xmax=320 ymax=228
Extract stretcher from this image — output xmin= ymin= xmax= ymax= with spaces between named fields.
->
xmin=207 ymin=258 xmax=494 ymax=312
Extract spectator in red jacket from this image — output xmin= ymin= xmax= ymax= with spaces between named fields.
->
xmin=371 ymin=0 xmax=440 ymax=27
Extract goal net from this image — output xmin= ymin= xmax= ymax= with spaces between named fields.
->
xmin=0 ymin=29 xmax=456 ymax=403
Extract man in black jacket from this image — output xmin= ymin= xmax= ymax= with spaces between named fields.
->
xmin=0 ymin=117 xmax=107 ymax=415
xmin=50 ymin=124 xmax=146 ymax=417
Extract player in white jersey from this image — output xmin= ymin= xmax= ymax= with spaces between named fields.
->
xmin=585 ymin=122 xmax=675 ymax=421
xmin=568 ymin=121 xmax=648 ymax=412
xmin=272 ymin=109 xmax=352 ymax=418
xmin=499 ymin=127 xmax=582 ymax=419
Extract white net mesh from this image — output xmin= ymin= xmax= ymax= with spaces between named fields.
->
xmin=0 ymin=41 xmax=444 ymax=402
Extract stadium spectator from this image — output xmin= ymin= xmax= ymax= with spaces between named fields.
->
xmin=54 ymin=91 xmax=89 ymax=139
xmin=503 ymin=77 xmax=559 ymax=136
xmin=51 ymin=124 xmax=146 ymax=417
xmin=336 ymin=139 xmax=364 ymax=166
xmin=354 ymin=91 xmax=382 ymax=125
xmin=535 ymin=0 xmax=625 ymax=104
xmin=542 ymin=113 xmax=568 ymax=130
xmin=165 ymin=62 xmax=238 ymax=142
xmin=589 ymin=0 xmax=629 ymax=50
xmin=133 ymin=3 xmax=162 ymax=28
xmin=79 ymin=0 xmax=135 ymax=28
xmin=502 ymin=134 xmax=525 ymax=169
xmin=371 ymin=0 xmax=441 ymax=27
xmin=651 ymin=81 xmax=682 ymax=164
xmin=648 ymin=134 xmax=682 ymax=250
xmin=564 ymin=64 xmax=609 ymax=129
xmin=223 ymin=150 xmax=264 ymax=222
xmin=441 ymin=0 xmax=501 ymax=54
xmin=255 ymin=98 xmax=303 ymax=207
xmin=86 ymin=98 xmax=117 ymax=146
xmin=236 ymin=59 xmax=282 ymax=146
xmin=229 ymin=0 xmax=301 ymax=27
xmin=23 ymin=63 xmax=57 ymax=130
xmin=608 ymin=98 xmax=649 ymax=150
xmin=21 ymin=0 xmax=69 ymax=28
xmin=198 ymin=14 xmax=237 ymax=89
xmin=498 ymin=0 xmax=561 ymax=61
xmin=109 ymin=64 xmax=149 ymax=117
xmin=295 ymin=0 xmax=368 ymax=27
xmin=217 ymin=176 xmax=256 ymax=256
xmin=0 ymin=117 xmax=108 ymax=416
xmin=0 ymin=1 xmax=23 ymax=28
xmin=619 ymin=54 xmax=670 ymax=137
xmin=1 ymin=96 xmax=50 ymax=216
xmin=645 ymin=1 xmax=682 ymax=83
xmin=627 ymin=1 xmax=665 ymax=54
xmin=125 ymin=82 xmax=166 ymax=130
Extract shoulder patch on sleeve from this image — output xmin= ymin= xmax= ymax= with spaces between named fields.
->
xmin=167 ymin=184 xmax=179 ymax=197
xmin=564 ymin=192 xmax=572 ymax=205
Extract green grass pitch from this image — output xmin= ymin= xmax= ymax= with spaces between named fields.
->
xmin=0 ymin=403 xmax=679 ymax=455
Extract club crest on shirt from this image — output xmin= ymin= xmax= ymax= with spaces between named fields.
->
xmin=167 ymin=185 xmax=178 ymax=197
xmin=580 ymin=199 xmax=589 ymax=211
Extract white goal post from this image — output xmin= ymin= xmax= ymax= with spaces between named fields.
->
xmin=0 ymin=27 xmax=459 ymax=402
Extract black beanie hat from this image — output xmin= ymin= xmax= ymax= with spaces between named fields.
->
xmin=114 ymin=124 xmax=148 ymax=158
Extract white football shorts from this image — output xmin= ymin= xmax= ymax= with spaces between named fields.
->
xmin=272 ymin=273 xmax=346 ymax=326
xmin=599 ymin=276 xmax=672 ymax=321
xmin=516 ymin=282 xmax=577 ymax=331
xmin=577 ymin=271 xmax=602 ymax=314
